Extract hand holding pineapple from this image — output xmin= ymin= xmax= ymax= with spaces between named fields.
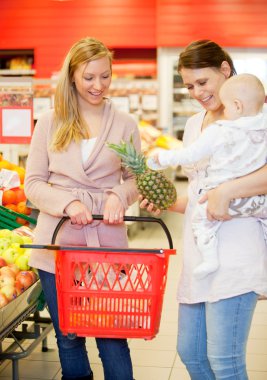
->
xmin=107 ymin=137 xmax=177 ymax=211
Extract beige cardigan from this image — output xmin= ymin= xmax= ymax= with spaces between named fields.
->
xmin=25 ymin=99 xmax=140 ymax=273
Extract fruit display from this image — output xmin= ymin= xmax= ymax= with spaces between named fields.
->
xmin=0 ymin=155 xmax=32 ymax=226
xmin=107 ymin=137 xmax=177 ymax=210
xmin=0 ymin=228 xmax=37 ymax=309
xmin=0 ymin=155 xmax=39 ymax=310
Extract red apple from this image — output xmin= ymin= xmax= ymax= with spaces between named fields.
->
xmin=0 ymin=266 xmax=16 ymax=279
xmin=8 ymin=263 xmax=20 ymax=276
xmin=16 ymin=271 xmax=34 ymax=290
xmin=0 ymin=285 xmax=17 ymax=301
xmin=14 ymin=280 xmax=24 ymax=296
xmin=0 ymin=256 xmax=7 ymax=268
xmin=0 ymin=274 xmax=15 ymax=287
xmin=0 ymin=293 xmax=9 ymax=308
xmin=28 ymin=270 xmax=38 ymax=283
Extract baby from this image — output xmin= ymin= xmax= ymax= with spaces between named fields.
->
xmin=148 ymin=73 xmax=267 ymax=279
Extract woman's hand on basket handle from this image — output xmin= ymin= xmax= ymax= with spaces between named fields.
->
xmin=64 ymin=200 xmax=93 ymax=225
xmin=103 ymin=193 xmax=125 ymax=224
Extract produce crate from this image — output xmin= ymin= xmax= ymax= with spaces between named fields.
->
xmin=0 ymin=280 xmax=41 ymax=341
xmin=0 ymin=205 xmax=37 ymax=230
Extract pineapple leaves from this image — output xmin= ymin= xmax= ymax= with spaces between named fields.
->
xmin=106 ymin=136 xmax=147 ymax=174
xmin=106 ymin=135 xmax=177 ymax=210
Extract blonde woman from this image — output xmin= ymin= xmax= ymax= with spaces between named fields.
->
xmin=25 ymin=37 xmax=140 ymax=380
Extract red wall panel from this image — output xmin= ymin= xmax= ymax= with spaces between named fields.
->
xmin=1 ymin=0 xmax=267 ymax=78
xmin=0 ymin=0 xmax=156 ymax=77
xmin=157 ymin=0 xmax=267 ymax=47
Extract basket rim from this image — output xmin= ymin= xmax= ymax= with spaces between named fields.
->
xmin=21 ymin=244 xmax=176 ymax=255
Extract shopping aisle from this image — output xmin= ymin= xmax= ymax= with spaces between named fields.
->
xmin=0 ymin=181 xmax=267 ymax=380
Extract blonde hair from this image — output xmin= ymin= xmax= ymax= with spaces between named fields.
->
xmin=52 ymin=37 xmax=113 ymax=151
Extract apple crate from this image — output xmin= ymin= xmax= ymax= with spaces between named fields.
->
xmin=0 ymin=280 xmax=41 ymax=341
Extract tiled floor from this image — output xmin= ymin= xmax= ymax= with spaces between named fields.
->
xmin=1 ymin=181 xmax=267 ymax=379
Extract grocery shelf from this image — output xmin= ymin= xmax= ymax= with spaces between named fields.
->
xmin=0 ymin=69 xmax=36 ymax=76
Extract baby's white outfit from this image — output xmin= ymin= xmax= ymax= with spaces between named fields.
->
xmin=158 ymin=112 xmax=267 ymax=279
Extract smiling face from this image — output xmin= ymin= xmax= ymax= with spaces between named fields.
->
xmin=180 ymin=66 xmax=228 ymax=112
xmin=73 ymin=56 xmax=112 ymax=108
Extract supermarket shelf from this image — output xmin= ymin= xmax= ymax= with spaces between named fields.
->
xmin=0 ymin=281 xmax=53 ymax=380
xmin=0 ymin=69 xmax=36 ymax=76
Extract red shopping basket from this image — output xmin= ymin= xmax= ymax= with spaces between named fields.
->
xmin=27 ymin=215 xmax=175 ymax=340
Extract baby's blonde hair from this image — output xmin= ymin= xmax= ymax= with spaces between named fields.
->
xmin=220 ymin=73 xmax=265 ymax=116
xmin=52 ymin=37 xmax=113 ymax=151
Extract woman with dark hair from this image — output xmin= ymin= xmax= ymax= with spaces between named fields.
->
xmin=142 ymin=40 xmax=267 ymax=379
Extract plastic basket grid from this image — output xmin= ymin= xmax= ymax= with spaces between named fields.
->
xmin=55 ymin=247 xmax=174 ymax=339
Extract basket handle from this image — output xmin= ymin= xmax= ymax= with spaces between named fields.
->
xmin=51 ymin=215 xmax=173 ymax=249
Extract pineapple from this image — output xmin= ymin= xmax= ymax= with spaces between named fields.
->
xmin=107 ymin=137 xmax=177 ymax=210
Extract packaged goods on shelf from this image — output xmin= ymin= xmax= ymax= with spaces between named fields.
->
xmin=33 ymin=79 xmax=55 ymax=120
xmin=0 ymin=78 xmax=32 ymax=108
xmin=109 ymin=78 xmax=158 ymax=126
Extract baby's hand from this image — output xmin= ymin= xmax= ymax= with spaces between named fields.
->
xmin=152 ymin=153 xmax=160 ymax=164
xmin=146 ymin=153 xmax=168 ymax=171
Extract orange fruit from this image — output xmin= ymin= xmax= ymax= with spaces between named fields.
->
xmin=14 ymin=188 xmax=26 ymax=204
xmin=2 ymin=189 xmax=16 ymax=205
xmin=5 ymin=204 xmax=18 ymax=212
xmin=16 ymin=217 xmax=29 ymax=226
xmin=17 ymin=201 xmax=31 ymax=215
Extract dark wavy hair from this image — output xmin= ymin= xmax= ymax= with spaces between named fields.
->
xmin=177 ymin=40 xmax=236 ymax=76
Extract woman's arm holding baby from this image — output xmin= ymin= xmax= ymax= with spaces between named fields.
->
xmin=201 ymin=164 xmax=267 ymax=221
